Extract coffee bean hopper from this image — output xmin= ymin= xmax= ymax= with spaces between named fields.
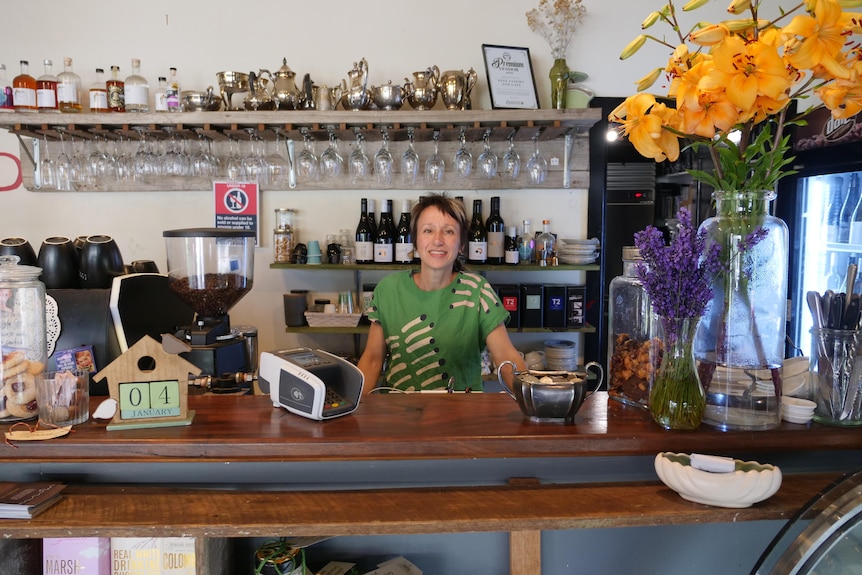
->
xmin=163 ymin=228 xmax=255 ymax=378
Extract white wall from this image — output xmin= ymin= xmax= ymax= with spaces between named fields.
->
xmin=0 ymin=0 xmax=732 ymax=357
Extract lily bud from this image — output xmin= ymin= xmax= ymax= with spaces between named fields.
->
xmin=689 ymin=23 xmax=730 ymax=46
xmin=726 ymin=0 xmax=751 ymax=14
xmin=620 ymin=34 xmax=648 ymax=60
xmin=682 ymin=0 xmax=711 ymax=10
xmin=838 ymin=0 xmax=862 ymax=7
xmin=724 ymin=18 xmax=759 ymax=32
xmin=636 ymin=67 xmax=664 ymax=91
xmin=642 ymin=11 xmax=662 ymax=29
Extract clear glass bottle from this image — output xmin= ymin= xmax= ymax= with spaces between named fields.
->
xmin=154 ymin=76 xmax=168 ymax=112
xmin=166 ymin=67 xmax=181 ymax=112
xmin=535 ymin=219 xmax=556 ymax=266
xmin=106 ymin=65 xmax=124 ymax=112
xmin=273 ymin=208 xmax=295 ymax=264
xmin=0 ymin=64 xmax=12 ymax=110
xmin=124 ymin=58 xmax=149 ymax=113
xmin=89 ymin=68 xmax=108 ymax=113
xmin=517 ymin=219 xmax=535 ymax=265
xmin=608 ymin=246 xmax=661 ymax=408
xmin=36 ymin=59 xmax=58 ymax=112
xmin=57 ymin=57 xmax=82 ymax=113
xmin=13 ymin=60 xmax=37 ymax=111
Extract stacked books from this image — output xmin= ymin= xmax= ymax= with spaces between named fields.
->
xmin=0 ymin=482 xmax=65 ymax=519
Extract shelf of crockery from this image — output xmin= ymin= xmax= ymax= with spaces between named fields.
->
xmin=3 ymin=108 xmax=599 ymax=192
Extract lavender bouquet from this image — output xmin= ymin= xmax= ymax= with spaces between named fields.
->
xmin=634 ymin=208 xmax=723 ymax=429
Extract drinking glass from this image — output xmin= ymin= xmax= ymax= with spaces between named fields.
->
xmin=70 ymin=136 xmax=92 ymax=185
xmin=296 ymin=134 xmax=320 ymax=183
xmin=242 ymin=135 xmax=267 ymax=184
xmin=191 ymin=135 xmax=217 ymax=179
xmin=348 ymin=134 xmax=371 ymax=183
xmin=55 ymin=131 xmax=72 ymax=191
xmin=501 ymin=135 xmax=521 ymax=181
xmin=425 ymin=135 xmax=445 ymax=184
xmin=163 ymin=129 xmax=189 ymax=177
xmin=114 ymin=137 xmax=134 ymax=182
xmin=320 ymin=134 xmax=344 ymax=179
xmin=478 ymin=133 xmax=498 ymax=179
xmin=526 ymin=138 xmax=548 ymax=185
xmin=453 ymin=129 xmax=472 ymax=179
xmin=401 ymin=129 xmax=420 ymax=185
xmin=38 ymin=135 xmax=56 ymax=190
xmin=87 ymin=135 xmax=110 ymax=181
xmin=266 ymin=133 xmax=289 ymax=188
xmin=225 ymin=137 xmax=244 ymax=182
xmin=373 ymin=134 xmax=394 ymax=186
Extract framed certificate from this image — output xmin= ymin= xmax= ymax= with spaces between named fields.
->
xmin=482 ymin=45 xmax=540 ymax=110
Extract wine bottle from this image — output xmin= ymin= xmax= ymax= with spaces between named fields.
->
xmin=367 ymin=198 xmax=378 ymax=238
xmin=467 ymin=199 xmax=487 ymax=265
xmin=57 ymin=57 xmax=82 ymax=113
xmin=374 ymin=199 xmax=396 ymax=264
xmin=124 ymin=58 xmax=149 ymax=113
xmin=839 ymin=173 xmax=860 ymax=243
xmin=504 ymin=226 xmax=519 ymax=265
xmin=36 ymin=59 xmax=58 ymax=112
xmin=89 ymin=68 xmax=108 ymax=113
xmin=13 ymin=60 xmax=37 ymax=111
xmin=485 ymin=196 xmax=505 ymax=265
xmin=848 ymin=178 xmax=862 ymax=246
xmin=355 ymin=198 xmax=374 ymax=264
xmin=106 ymin=65 xmax=124 ymax=112
xmin=517 ymin=219 xmax=535 ymax=265
xmin=395 ymin=199 xmax=413 ymax=264
xmin=535 ymin=219 xmax=556 ymax=266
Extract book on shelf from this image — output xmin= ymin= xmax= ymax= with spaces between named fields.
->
xmin=0 ymin=481 xmax=66 ymax=519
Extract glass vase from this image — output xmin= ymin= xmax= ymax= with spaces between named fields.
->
xmin=650 ymin=316 xmax=706 ymax=430
xmin=694 ymin=190 xmax=788 ymax=431
xmin=549 ymin=58 xmax=569 ymax=110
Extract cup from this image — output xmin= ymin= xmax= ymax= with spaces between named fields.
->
xmin=131 ymin=259 xmax=159 ymax=273
xmin=283 ymin=293 xmax=308 ymax=327
xmin=36 ymin=370 xmax=89 ymax=426
xmin=37 ymin=236 xmax=79 ymax=289
xmin=810 ymin=327 xmax=862 ymax=426
xmin=78 ymin=235 xmax=125 ymax=289
xmin=0 ymin=237 xmax=37 ymax=266
xmin=323 ymin=303 xmax=336 ymax=314
xmin=306 ymin=240 xmax=321 ymax=256
xmin=338 ymin=291 xmax=355 ymax=314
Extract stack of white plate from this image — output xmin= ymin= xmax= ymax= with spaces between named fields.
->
xmin=558 ymin=238 xmax=600 ymax=265
xmin=781 ymin=396 xmax=816 ymax=424
xmin=544 ymin=339 xmax=578 ymax=371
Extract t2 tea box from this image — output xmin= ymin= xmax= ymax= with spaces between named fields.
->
xmin=44 ymin=537 xmax=111 ymax=575
xmin=519 ymin=284 xmax=544 ymax=328
xmin=543 ymin=284 xmax=567 ymax=328
xmin=495 ymin=284 xmax=521 ymax=329
xmin=566 ymin=285 xmax=587 ymax=328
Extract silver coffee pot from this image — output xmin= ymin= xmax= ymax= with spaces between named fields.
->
xmin=404 ymin=65 xmax=440 ymax=111
xmin=341 ymin=58 xmax=371 ymax=111
xmin=271 ymin=58 xmax=300 ymax=110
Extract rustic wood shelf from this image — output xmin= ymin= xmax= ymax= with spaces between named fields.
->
xmin=270 ymin=262 xmax=600 ymax=272
xmin=285 ymin=323 xmax=596 ymax=335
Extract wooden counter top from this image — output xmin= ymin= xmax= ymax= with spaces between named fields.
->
xmin=3 ymin=392 xmax=860 ymax=464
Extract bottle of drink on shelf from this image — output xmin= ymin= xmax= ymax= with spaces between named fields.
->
xmin=467 ymin=199 xmax=488 ymax=265
xmin=374 ymin=199 xmax=396 ymax=264
xmin=89 ymin=68 xmax=108 ymax=113
xmin=517 ymin=219 xmax=535 ymax=265
xmin=13 ymin=60 xmax=37 ymax=111
xmin=36 ymin=59 xmax=58 ymax=112
xmin=57 ymin=57 xmax=82 ymax=113
xmin=838 ymin=174 xmax=860 ymax=243
xmin=825 ymin=252 xmax=844 ymax=292
xmin=504 ymin=226 xmax=519 ymax=265
xmin=166 ymin=67 xmax=181 ymax=112
xmin=395 ymin=199 xmax=413 ymax=265
xmin=355 ymin=198 xmax=374 ymax=264
xmin=535 ymin=219 xmax=556 ymax=266
xmin=0 ymin=65 xmax=13 ymax=110
xmin=825 ymin=176 xmax=846 ymax=242
xmin=485 ymin=196 xmax=505 ymax=265
xmin=106 ymin=65 xmax=124 ymax=112
xmin=154 ymin=76 xmax=168 ymax=112
xmin=124 ymin=59 xmax=149 ymax=113
xmin=367 ymin=198 xmax=378 ymax=238
xmin=848 ymin=178 xmax=862 ymax=246
xmin=455 ymin=196 xmax=467 ymax=267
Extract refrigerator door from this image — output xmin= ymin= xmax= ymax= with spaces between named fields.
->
xmin=752 ymin=470 xmax=862 ymax=574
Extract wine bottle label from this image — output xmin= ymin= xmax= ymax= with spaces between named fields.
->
xmin=505 ymin=249 xmax=519 ymax=265
xmin=124 ymin=85 xmax=148 ymax=106
xmin=468 ymin=241 xmax=487 ymax=262
xmin=355 ymin=241 xmax=374 ymax=262
xmin=487 ymin=232 xmax=504 ymax=258
xmin=395 ymin=243 xmax=413 ymax=263
xmin=13 ymin=87 xmax=36 ymax=107
xmin=374 ymin=244 xmax=393 ymax=263
xmin=57 ymin=83 xmax=79 ymax=104
xmin=107 ymin=85 xmax=124 ymax=110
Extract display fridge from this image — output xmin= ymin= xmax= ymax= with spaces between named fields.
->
xmin=776 ymin=107 xmax=862 ymax=358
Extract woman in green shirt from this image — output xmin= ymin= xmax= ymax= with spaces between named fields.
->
xmin=358 ymin=193 xmax=526 ymax=393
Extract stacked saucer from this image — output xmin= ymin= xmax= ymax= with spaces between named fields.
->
xmin=558 ymin=238 xmax=600 ymax=265
xmin=781 ymin=396 xmax=816 ymax=424
xmin=544 ymin=340 xmax=578 ymax=371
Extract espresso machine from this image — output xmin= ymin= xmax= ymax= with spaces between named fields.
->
xmin=163 ymin=228 xmax=256 ymax=380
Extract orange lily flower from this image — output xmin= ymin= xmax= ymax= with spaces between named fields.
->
xmin=782 ymin=0 xmax=860 ymax=79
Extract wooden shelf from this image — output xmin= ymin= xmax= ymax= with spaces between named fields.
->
xmin=285 ymin=323 xmax=596 ymax=335
xmin=270 ymin=262 xmax=599 ymax=272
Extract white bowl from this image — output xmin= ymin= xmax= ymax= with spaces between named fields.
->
xmin=781 ymin=396 xmax=816 ymax=417
xmin=782 ymin=412 xmax=814 ymax=424
xmin=654 ymin=452 xmax=782 ymax=508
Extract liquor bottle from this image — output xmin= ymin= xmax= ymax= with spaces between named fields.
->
xmin=0 ymin=65 xmax=12 ymax=110
xmin=467 ymin=199 xmax=488 ymax=265
xmin=848 ymin=180 xmax=862 ymax=245
xmin=838 ymin=173 xmax=860 ymax=243
xmin=367 ymin=198 xmax=378 ymax=238
xmin=535 ymin=219 xmax=556 ymax=266
xmin=504 ymin=226 xmax=519 ymax=265
xmin=395 ymin=199 xmax=414 ymax=264
xmin=825 ymin=176 xmax=847 ymax=243
xmin=56 ymin=57 xmax=82 ymax=113
xmin=355 ymin=198 xmax=374 ymax=264
xmin=485 ymin=196 xmax=505 ymax=265
xmin=517 ymin=219 xmax=535 ymax=265
xmin=455 ymin=196 xmax=467 ymax=266
xmin=166 ymin=67 xmax=181 ymax=112
xmin=124 ymin=59 xmax=149 ymax=113
xmin=374 ymin=199 xmax=396 ymax=264
xmin=88 ymin=68 xmax=108 ymax=113
xmin=154 ymin=76 xmax=168 ymax=112
xmin=36 ymin=59 xmax=58 ymax=112
xmin=106 ymin=65 xmax=124 ymax=112
xmin=825 ymin=252 xmax=844 ymax=292
xmin=12 ymin=60 xmax=37 ymax=111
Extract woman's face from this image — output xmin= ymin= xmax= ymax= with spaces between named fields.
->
xmin=415 ymin=206 xmax=462 ymax=272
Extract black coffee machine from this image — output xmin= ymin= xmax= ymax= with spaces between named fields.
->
xmin=163 ymin=228 xmax=255 ymax=377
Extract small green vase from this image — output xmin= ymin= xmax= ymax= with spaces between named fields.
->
xmin=549 ymin=58 xmax=569 ymax=110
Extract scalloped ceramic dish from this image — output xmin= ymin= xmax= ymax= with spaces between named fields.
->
xmin=654 ymin=452 xmax=782 ymax=508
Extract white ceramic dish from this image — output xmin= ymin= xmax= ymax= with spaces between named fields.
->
xmin=782 ymin=412 xmax=814 ymax=424
xmin=654 ymin=452 xmax=782 ymax=508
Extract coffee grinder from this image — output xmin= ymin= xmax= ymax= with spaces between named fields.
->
xmin=163 ymin=228 xmax=255 ymax=377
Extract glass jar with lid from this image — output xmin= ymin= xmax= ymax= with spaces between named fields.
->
xmin=0 ymin=255 xmax=47 ymax=421
xmin=607 ymin=246 xmax=661 ymax=408
xmin=273 ymin=208 xmax=296 ymax=264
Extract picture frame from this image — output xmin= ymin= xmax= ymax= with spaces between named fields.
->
xmin=481 ymin=44 xmax=540 ymax=110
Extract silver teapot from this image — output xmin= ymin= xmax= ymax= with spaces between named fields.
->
xmin=439 ymin=68 xmax=477 ymax=110
xmin=404 ymin=65 xmax=440 ymax=111
xmin=271 ymin=58 xmax=300 ymax=110
xmin=496 ymin=361 xmax=603 ymax=423
xmin=371 ymin=81 xmax=407 ymax=111
xmin=341 ymin=58 xmax=371 ymax=111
